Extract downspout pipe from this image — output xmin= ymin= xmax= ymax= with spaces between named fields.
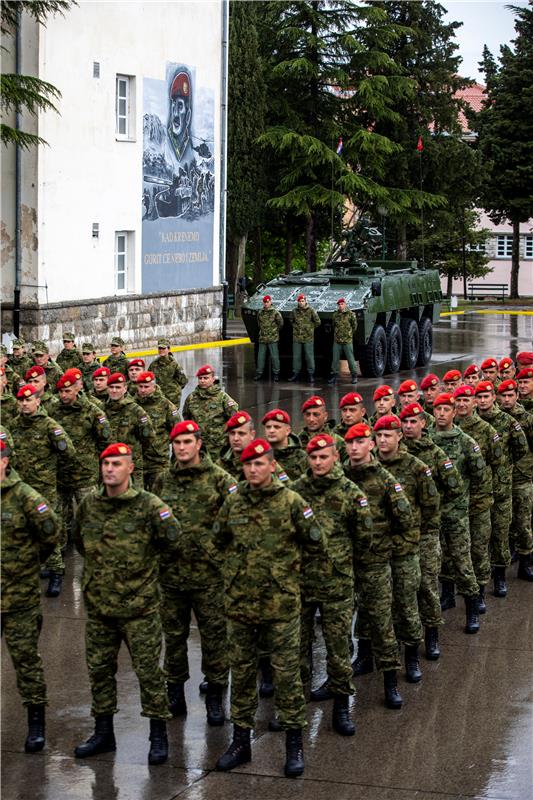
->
xmin=219 ymin=0 xmax=229 ymax=338
xmin=14 ymin=7 xmax=22 ymax=336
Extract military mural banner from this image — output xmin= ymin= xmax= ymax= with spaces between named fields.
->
xmin=142 ymin=63 xmax=215 ymax=292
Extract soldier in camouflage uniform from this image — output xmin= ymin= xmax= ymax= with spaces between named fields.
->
xmin=327 ymin=298 xmax=358 ymax=385
xmin=127 ymin=358 xmax=145 ymax=396
xmin=9 ymin=338 xmax=33 ymax=377
xmin=90 ymin=366 xmax=111 ymax=406
xmin=298 ymin=395 xmax=345 ymax=457
xmin=396 ymin=379 xmax=421 ymax=410
xmin=420 ymin=373 xmax=441 ymax=417
xmin=31 ymin=341 xmax=63 ymax=393
xmin=288 ymin=293 xmax=321 ymax=383
xmin=1 ymin=346 xmax=23 ymax=395
xmin=25 ymin=365 xmax=57 ymax=415
xmin=182 ymin=364 xmax=238 ymax=455
xmin=496 ymin=379 xmax=533 ymax=581
xmin=10 ymin=384 xmax=75 ymax=596
xmin=369 ymin=384 xmax=397 ymax=426
xmin=0 ymin=367 xmax=18 ymax=429
xmin=499 ymin=357 xmax=516 ymax=381
xmin=475 ymin=380 xmax=528 ymax=596
xmin=80 ymin=342 xmax=99 ymax=392
xmin=344 ymin=423 xmax=414 ymax=709
xmin=152 ymin=420 xmax=235 ymax=726
xmin=56 ymin=332 xmax=82 ymax=371
xmin=102 ymin=336 xmax=129 ymax=375
xmin=73 ymin=442 xmax=181 ymax=765
xmin=463 ymin=364 xmax=482 ymax=388
xmin=254 ymin=295 xmax=284 ymax=382
xmin=213 ymin=439 xmax=326 ymax=779
xmin=442 ymin=369 xmax=463 ymax=393
xmin=334 ymin=392 xmax=368 ymax=438
xmin=1 ymin=440 xmax=59 ymax=754
xmin=291 ymin=434 xmax=373 ymax=736
xmin=516 ymin=367 xmax=533 ymax=411
xmin=481 ymin=357 xmax=501 ymax=387
xmin=150 ymin=338 xmax=188 ymax=407
xmin=135 ymin=371 xmax=180 ymax=490
xmin=261 ymin=408 xmax=307 ymax=479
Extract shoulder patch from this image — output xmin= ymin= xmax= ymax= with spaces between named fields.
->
xmin=424 ymin=468 xmax=432 ymax=477
xmin=303 ymin=506 xmax=314 ymax=519
xmin=98 ymin=416 xmax=107 ymax=424
xmin=228 ymin=483 xmax=238 ymax=494
xmin=473 ymin=444 xmax=480 ymax=452
xmin=37 ymin=502 xmax=48 ymax=514
xmin=171 ymin=409 xmax=179 ymax=416
xmin=443 ymin=460 xmax=453 ymax=469
xmin=278 ymin=471 xmax=289 ymax=482
xmin=53 ymin=428 xmax=64 ymax=436
xmin=359 ymin=497 xmax=368 ymax=507
xmin=140 ymin=416 xmax=149 ymax=423
xmin=394 ymin=482 xmax=402 ymax=493
xmin=159 ymin=508 xmax=171 ymax=520
xmin=514 ymin=423 xmax=523 ymax=431
xmin=227 ymin=400 xmax=237 ymax=407
xmin=492 ymin=433 xmax=500 ymax=441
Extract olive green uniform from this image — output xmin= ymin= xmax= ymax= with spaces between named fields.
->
xmin=56 ymin=348 xmax=82 ymax=371
xmin=150 ymin=355 xmax=188 ymax=408
xmin=505 ymin=404 xmax=533 ymax=557
xmin=104 ymin=394 xmax=156 ymax=485
xmin=331 ymin=309 xmax=358 ymax=377
xmin=290 ymin=305 xmax=321 ymax=376
xmin=135 ymin=386 xmax=180 ymax=490
xmin=182 ymin=384 xmax=238 ymax=455
xmin=102 ymin=353 xmax=129 ymax=376
xmin=255 ymin=307 xmax=283 ymax=378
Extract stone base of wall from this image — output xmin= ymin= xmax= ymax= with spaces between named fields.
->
xmin=1 ymin=286 xmax=223 ymax=355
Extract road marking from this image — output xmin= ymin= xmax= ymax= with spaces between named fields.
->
xmin=98 ymin=337 xmax=251 ymax=361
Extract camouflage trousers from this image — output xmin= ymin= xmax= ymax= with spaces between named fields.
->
xmin=300 ymin=593 xmax=354 ymax=695
xmin=331 ymin=342 xmax=358 ymax=376
xmin=85 ymin=611 xmax=170 ymax=719
xmin=391 ymin=553 xmax=423 ymax=646
xmin=417 ymin=533 xmax=443 ymax=628
xmin=143 ymin=471 xmax=165 ymax=493
xmin=469 ymin=506 xmax=492 ymax=587
xmin=292 ymin=341 xmax=315 ymax=375
xmin=354 ymin=562 xmax=401 ymax=672
xmin=440 ymin=502 xmax=479 ymax=597
xmin=160 ymin=583 xmax=228 ymax=686
xmin=40 ymin=488 xmax=63 ymax=574
xmin=256 ymin=342 xmax=280 ymax=376
xmin=227 ymin=614 xmax=306 ymax=730
xmin=510 ymin=483 xmax=533 ymax=556
xmin=1 ymin=605 xmax=46 ymax=706
xmin=489 ymin=491 xmax=513 ymax=568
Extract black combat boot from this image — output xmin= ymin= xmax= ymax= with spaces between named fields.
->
xmin=351 ymin=373 xmax=358 ymax=384
xmin=493 ymin=566 xmax=507 ymax=597
xmin=148 ymin=719 xmax=168 ymax=765
xmin=39 ymin=567 xmax=51 ymax=580
xmin=405 ymin=645 xmax=422 ymax=683
xmin=216 ymin=725 xmax=251 ymax=771
xmin=517 ymin=554 xmax=533 ymax=581
xmin=198 ymin=678 xmax=209 ymax=695
xmin=424 ymin=626 xmax=440 ymax=660
xmin=478 ymin=585 xmax=487 ymax=614
xmin=167 ymin=682 xmax=187 ymax=716
xmin=253 ymin=373 xmax=262 ymax=381
xmin=273 ymin=372 xmax=280 ymax=382
xmin=440 ymin=579 xmax=456 ymax=610
xmin=258 ymin=656 xmax=274 ymax=698
xmin=24 ymin=704 xmax=45 ymax=753
xmin=308 ymin=371 xmax=315 ymax=385
xmin=45 ymin=572 xmax=63 ymax=598
xmin=383 ymin=670 xmax=403 ymax=709
xmin=464 ymin=595 xmax=480 ymax=634
xmin=310 ymin=680 xmax=334 ymax=701
xmin=288 ymin=372 xmax=300 ymax=382
xmin=74 ymin=714 xmax=116 ymax=758
xmin=284 ymin=729 xmax=304 ymax=778
xmin=351 ymin=639 xmax=374 ymax=676
xmin=205 ymin=683 xmax=225 ymax=726
xmin=327 ymin=374 xmax=337 ymax=386
xmin=332 ymin=696 xmax=355 ymax=736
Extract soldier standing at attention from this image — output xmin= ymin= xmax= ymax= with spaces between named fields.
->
xmin=80 ymin=342 xmax=99 ymax=392
xmin=261 ymin=409 xmax=308 ymax=479
xmin=288 ymin=293 xmax=321 ymax=383
xmin=150 ymin=338 xmax=188 ymax=408
xmin=73 ymin=443 xmax=181 ymax=765
xmin=516 ymin=367 xmax=533 ymax=411
xmin=127 ymin=358 xmax=145 ymax=395
xmin=396 ymin=380 xmax=421 ymax=410
xmin=1 ymin=439 xmax=59 ymax=753
xmin=182 ymin=364 xmax=238 ymax=455
xmin=219 ymin=411 xmax=257 ymax=477
xmin=25 ymin=365 xmax=58 ymax=415
xmin=463 ymin=364 xmax=482 ymax=387
xmin=420 ymin=374 xmax=441 ymax=416
xmin=9 ymin=338 xmax=33 ymax=376
xmin=56 ymin=333 xmax=82 ymax=371
xmin=499 ymin=357 xmax=516 ymax=381
xmin=31 ymin=341 xmax=63 ymax=393
xmin=442 ymin=370 xmax=463 ymax=393
xmin=254 ymin=295 xmax=284 ymax=382
xmin=102 ymin=337 xmax=129 ymax=376
xmin=90 ymin=366 xmax=111 ymax=405
xmin=334 ymin=392 xmax=367 ymax=438
xmin=370 ymin=384 xmax=397 ymax=426
xmin=480 ymin=357 xmax=501 ymax=387
xmin=213 ymin=439 xmax=326 ymax=778
xmin=298 ymin=395 xmax=345 ymax=452
xmin=135 ymin=371 xmax=180 ymax=491
xmin=327 ymin=298 xmax=358 ymax=386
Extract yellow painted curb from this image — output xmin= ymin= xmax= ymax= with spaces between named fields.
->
xmin=97 ymin=337 xmax=251 ymax=361
xmin=440 ymin=309 xmax=533 ymax=317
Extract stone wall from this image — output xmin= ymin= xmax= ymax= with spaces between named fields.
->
xmin=1 ymin=286 xmax=223 ymax=355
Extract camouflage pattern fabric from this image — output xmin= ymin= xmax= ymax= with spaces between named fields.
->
xmin=391 ymin=553 xmax=423 ymax=645
xmin=1 ymin=606 xmax=47 ymax=706
xmin=8 ymin=353 xmax=33 ymax=376
xmin=218 ymin=446 xmax=291 ymax=485
xmin=104 ymin=394 xmax=156 ymax=483
xmin=332 ymin=309 xmax=357 ymax=344
xmin=257 ymin=307 xmax=283 ymax=344
xmin=182 ymin=385 xmax=238 ymax=455
xmin=271 ymin=434 xmax=308 ymax=479
xmin=56 ymin=347 xmax=82 ymax=370
xmin=300 ymin=595 xmax=353 ymax=694
xmin=135 ymin=386 xmax=180 ymax=482
xmin=354 ymin=562 xmax=401 ymax=672
xmin=506 ymin=404 xmax=533 ymax=555
xmin=150 ymin=354 xmax=188 ymax=407
xmin=0 ymin=392 xmax=18 ymax=429
xmin=102 ymin=352 xmax=129 ymax=376
xmin=43 ymin=361 xmax=63 ymax=393
xmin=290 ymin=305 xmax=321 ymax=343
xmin=80 ymin=361 xmax=99 ymax=393
xmin=49 ymin=395 xmax=111 ymax=488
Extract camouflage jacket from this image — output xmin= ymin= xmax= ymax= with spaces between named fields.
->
xmin=8 ymin=354 xmax=33 ymax=376
xmin=104 ymin=394 xmax=156 ymax=475
xmin=56 ymin=347 xmax=82 ymax=370
xmin=182 ymin=384 xmax=238 ymax=454
xmin=478 ymin=406 xmax=528 ymax=486
xmin=43 ymin=360 xmax=63 ymax=393
xmin=88 ymin=389 xmax=108 ymax=408
xmin=102 ymin=352 xmax=129 ymax=376
xmin=135 ymin=386 xmax=180 ymax=472
xmin=40 ymin=390 xmax=59 ymax=416
xmin=290 ymin=305 xmax=321 ymax=343
xmin=0 ymin=424 xmax=14 ymax=450
xmin=73 ymin=485 xmax=181 ymax=618
xmin=218 ymin=446 xmax=291 ymax=485
xmin=257 ymin=307 xmax=283 ymax=344
xmin=211 ymin=477 xmax=326 ymax=623
xmin=298 ymin=421 xmax=347 ymax=463
xmin=150 ymin=354 xmax=188 ymax=407
xmin=153 ymin=453 xmax=237 ymax=589
xmin=403 ymin=433 xmax=464 ymax=504
xmin=332 ymin=309 xmax=357 ymax=344
xmin=1 ymin=468 xmax=59 ymax=612
xmin=505 ymin=403 xmax=533 ymax=484
xmin=292 ymin=463 xmax=373 ymax=599
xmin=344 ymin=457 xmax=417 ymax=564
xmin=519 ymin=395 xmax=533 ymax=412
xmin=0 ymin=392 xmax=18 ymax=430
xmin=429 ymin=425 xmax=486 ymax=506
xmin=5 ymin=364 xmax=23 ymax=395
xmin=455 ymin=414 xmax=503 ymax=507
xmin=80 ymin=361 xmax=99 ymax=392
xmin=271 ymin=433 xmax=309 ymax=479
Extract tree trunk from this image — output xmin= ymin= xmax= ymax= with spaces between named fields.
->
xmin=306 ymin=211 xmax=318 ymax=272
xmin=285 ymin=226 xmax=293 ymax=274
xmin=253 ymin=226 xmax=262 ymax=286
xmin=226 ymin=233 xmax=247 ymax=315
xmin=396 ymin=224 xmax=407 ymax=260
xmin=446 ymin=271 xmax=453 ymax=298
xmin=510 ymin=217 xmax=520 ymax=299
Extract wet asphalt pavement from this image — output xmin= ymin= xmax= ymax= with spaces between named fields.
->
xmin=2 ymin=311 xmax=533 ymax=800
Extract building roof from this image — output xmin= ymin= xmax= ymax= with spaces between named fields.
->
xmin=456 ymin=83 xmax=486 ymax=132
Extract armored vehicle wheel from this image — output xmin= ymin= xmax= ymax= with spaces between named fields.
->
xmin=360 ymin=324 xmax=387 ymax=378
xmin=400 ymin=319 xmax=420 ymax=370
xmin=385 ymin=322 xmax=403 ymax=374
xmin=417 ymin=317 xmax=433 ymax=366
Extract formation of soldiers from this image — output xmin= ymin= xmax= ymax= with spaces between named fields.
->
xmin=1 ymin=331 xmax=533 ymax=779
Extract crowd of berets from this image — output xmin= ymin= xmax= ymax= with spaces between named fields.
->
xmin=1 ymin=334 xmax=533 ymax=779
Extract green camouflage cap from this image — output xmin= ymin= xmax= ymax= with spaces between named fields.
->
xmin=111 ymin=336 xmax=125 ymax=347
xmin=62 ymin=331 xmax=75 ymax=342
xmin=0 ymin=345 xmax=7 ymax=355
xmin=157 ymin=337 xmax=171 ymax=348
xmin=13 ymin=338 xmax=26 ymax=348
xmin=32 ymin=340 xmax=49 ymax=354
xmin=82 ymin=341 xmax=96 ymax=353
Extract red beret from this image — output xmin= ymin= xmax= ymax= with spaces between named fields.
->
xmin=136 ymin=371 xmax=155 ymax=383
xmin=302 ymin=395 xmax=326 ymax=412
xmin=306 ymin=434 xmax=335 ymax=453
xmin=474 ymin=380 xmax=494 ymax=395
xmin=297 ymin=294 xmax=305 ymax=302
xmin=373 ymin=414 xmax=401 ymax=431
xmin=170 ymin=71 xmax=190 ymax=99
xmin=399 ymin=403 xmax=424 ymax=420
xmin=226 ymin=410 xmax=252 ymax=431
xmin=344 ymin=423 xmax=372 ymax=441
xmin=93 ymin=367 xmax=111 ymax=379
xmin=170 ymin=420 xmax=200 ymax=441
xmin=196 ymin=364 xmax=214 ymax=377
xmin=373 ymin=385 xmax=394 ymax=401
xmin=443 ymin=369 xmax=462 ymax=383
xmin=517 ymin=352 xmax=533 ymax=366
xmin=100 ymin=443 xmax=132 ymax=460
xmin=433 ymin=393 xmax=455 ymax=407
xmin=25 ymin=365 xmax=45 ymax=379
xmin=481 ymin=358 xmax=498 ymax=370
xmin=0 ymin=439 xmax=7 ymax=452
xmin=420 ymin=374 xmax=439 ymax=390
xmin=128 ymin=358 xmax=145 ymax=369
xmin=262 ymin=295 xmax=271 ymax=303
xmin=398 ymin=380 xmax=418 ymax=394
xmin=107 ymin=372 xmax=126 ymax=385
xmin=453 ymin=384 xmax=475 ymax=398
xmin=57 ymin=369 xmax=82 ymax=389
xmin=499 ymin=357 xmax=514 ymax=371
xmin=497 ymin=379 xmax=517 ymax=394
xmin=337 ymin=298 xmax=345 ymax=305
xmin=339 ymin=392 xmax=363 ymax=409
xmin=463 ymin=364 xmax=480 ymax=377
xmin=240 ymin=438 xmax=272 ymax=463
xmin=17 ymin=383 xmax=38 ymax=399
xmin=517 ymin=367 xmax=533 ymax=380
xmin=262 ymin=408 xmax=290 ymax=425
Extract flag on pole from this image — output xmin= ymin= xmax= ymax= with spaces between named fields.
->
xmin=417 ymin=136 xmax=424 ymax=152
xmin=336 ymin=137 xmax=343 ymax=155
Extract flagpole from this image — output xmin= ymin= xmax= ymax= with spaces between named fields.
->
xmin=417 ymin=135 xmax=425 ymax=267
xmin=331 ymin=137 xmax=335 ymax=242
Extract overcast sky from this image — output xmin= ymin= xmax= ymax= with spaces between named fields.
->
xmin=442 ymin=0 xmax=528 ymax=81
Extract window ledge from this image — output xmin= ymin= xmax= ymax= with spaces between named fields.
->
xmin=115 ymin=137 xmax=137 ymax=143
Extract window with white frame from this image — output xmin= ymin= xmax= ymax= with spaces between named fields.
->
xmin=496 ymin=234 xmax=513 ymax=258
xmin=468 ymin=241 xmax=487 ymax=253
xmin=114 ymin=231 xmax=134 ymax=293
xmin=525 ymin=235 xmax=533 ymax=258
xmin=116 ymin=75 xmax=135 ymax=139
